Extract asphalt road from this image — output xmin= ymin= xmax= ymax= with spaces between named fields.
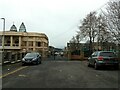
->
xmin=1 ymin=56 xmax=120 ymax=89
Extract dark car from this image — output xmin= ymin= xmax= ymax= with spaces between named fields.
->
xmin=22 ymin=52 xmax=42 ymax=65
xmin=88 ymin=51 xmax=119 ymax=70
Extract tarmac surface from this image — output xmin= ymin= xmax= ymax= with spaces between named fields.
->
xmin=1 ymin=56 xmax=120 ymax=89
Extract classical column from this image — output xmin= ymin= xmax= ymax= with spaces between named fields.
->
xmin=26 ymin=32 xmax=29 ymax=51
xmin=10 ymin=36 xmax=13 ymax=46
xmin=33 ymin=41 xmax=36 ymax=51
xmin=42 ymin=42 xmax=45 ymax=58
xmin=19 ymin=36 xmax=21 ymax=48
xmin=27 ymin=38 xmax=29 ymax=51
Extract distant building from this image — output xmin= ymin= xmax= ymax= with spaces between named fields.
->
xmin=66 ymin=41 xmax=118 ymax=60
xmin=0 ymin=23 xmax=49 ymax=58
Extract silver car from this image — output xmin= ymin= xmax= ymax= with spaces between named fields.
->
xmin=88 ymin=51 xmax=119 ymax=70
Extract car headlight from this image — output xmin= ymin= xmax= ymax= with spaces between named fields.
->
xmin=32 ymin=58 xmax=37 ymax=61
xmin=22 ymin=58 xmax=25 ymax=61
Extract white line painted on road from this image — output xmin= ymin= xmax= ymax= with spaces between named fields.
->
xmin=0 ymin=66 xmax=28 ymax=79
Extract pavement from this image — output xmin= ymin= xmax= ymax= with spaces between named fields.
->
xmin=0 ymin=55 xmax=69 ymax=65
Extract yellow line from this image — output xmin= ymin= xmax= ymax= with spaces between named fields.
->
xmin=0 ymin=66 xmax=28 ymax=79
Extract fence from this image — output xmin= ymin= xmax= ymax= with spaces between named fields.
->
xmin=0 ymin=51 xmax=2 ymax=65
xmin=0 ymin=51 xmax=27 ymax=65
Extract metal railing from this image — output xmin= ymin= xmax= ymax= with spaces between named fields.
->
xmin=0 ymin=51 xmax=27 ymax=65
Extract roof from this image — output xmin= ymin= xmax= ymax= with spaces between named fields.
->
xmin=10 ymin=24 xmax=17 ymax=32
xmin=19 ymin=22 xmax=26 ymax=32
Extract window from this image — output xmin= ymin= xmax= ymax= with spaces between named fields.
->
xmin=38 ymin=42 xmax=41 ymax=47
xmin=29 ymin=41 xmax=33 ymax=46
xmin=92 ymin=52 xmax=97 ymax=57
xmin=36 ymin=42 xmax=41 ymax=47
xmin=22 ymin=41 xmax=26 ymax=46
xmin=100 ymin=52 xmax=115 ymax=57
xmin=28 ymin=48 xmax=33 ymax=51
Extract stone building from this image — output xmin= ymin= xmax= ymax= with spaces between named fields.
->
xmin=0 ymin=22 xmax=49 ymax=63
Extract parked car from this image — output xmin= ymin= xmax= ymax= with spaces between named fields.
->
xmin=88 ymin=51 xmax=119 ymax=70
xmin=22 ymin=52 xmax=42 ymax=65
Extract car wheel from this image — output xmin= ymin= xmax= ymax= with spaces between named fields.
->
xmin=94 ymin=62 xmax=99 ymax=70
xmin=22 ymin=63 xmax=25 ymax=66
xmin=88 ymin=63 xmax=91 ymax=67
xmin=38 ymin=60 xmax=41 ymax=64
xmin=37 ymin=60 xmax=41 ymax=65
xmin=39 ymin=61 xmax=41 ymax=64
xmin=33 ymin=61 xmax=38 ymax=65
xmin=36 ymin=61 xmax=39 ymax=65
xmin=114 ymin=64 xmax=119 ymax=70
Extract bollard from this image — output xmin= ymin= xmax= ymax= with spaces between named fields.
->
xmin=0 ymin=51 xmax=2 ymax=65
xmin=11 ymin=53 xmax=15 ymax=64
xmin=20 ymin=53 xmax=22 ymax=61
xmin=3 ymin=51 xmax=10 ymax=64
xmin=17 ymin=52 xmax=21 ymax=62
xmin=9 ymin=52 xmax=12 ymax=63
xmin=15 ymin=53 xmax=17 ymax=63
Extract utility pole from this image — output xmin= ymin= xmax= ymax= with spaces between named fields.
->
xmin=1 ymin=18 xmax=5 ymax=63
xmin=118 ymin=1 xmax=120 ymax=60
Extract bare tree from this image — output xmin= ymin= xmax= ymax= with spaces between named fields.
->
xmin=105 ymin=0 xmax=120 ymax=44
xmin=78 ymin=11 xmax=97 ymax=54
xmin=69 ymin=36 xmax=77 ymax=51
xmin=96 ymin=14 xmax=113 ymax=50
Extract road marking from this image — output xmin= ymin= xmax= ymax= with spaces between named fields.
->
xmin=18 ymin=74 xmax=27 ymax=77
xmin=0 ymin=66 xmax=28 ymax=79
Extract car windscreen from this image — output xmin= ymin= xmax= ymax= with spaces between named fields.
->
xmin=25 ymin=53 xmax=37 ymax=58
xmin=99 ymin=52 xmax=116 ymax=57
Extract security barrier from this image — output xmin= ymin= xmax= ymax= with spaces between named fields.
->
xmin=0 ymin=51 xmax=3 ymax=65
xmin=1 ymin=51 xmax=27 ymax=65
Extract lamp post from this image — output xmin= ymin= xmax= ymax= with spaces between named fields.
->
xmin=1 ymin=18 xmax=5 ymax=62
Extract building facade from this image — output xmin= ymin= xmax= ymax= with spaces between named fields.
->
xmin=0 ymin=23 xmax=49 ymax=59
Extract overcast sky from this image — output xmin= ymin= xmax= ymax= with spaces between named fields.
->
xmin=0 ymin=0 xmax=109 ymax=48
